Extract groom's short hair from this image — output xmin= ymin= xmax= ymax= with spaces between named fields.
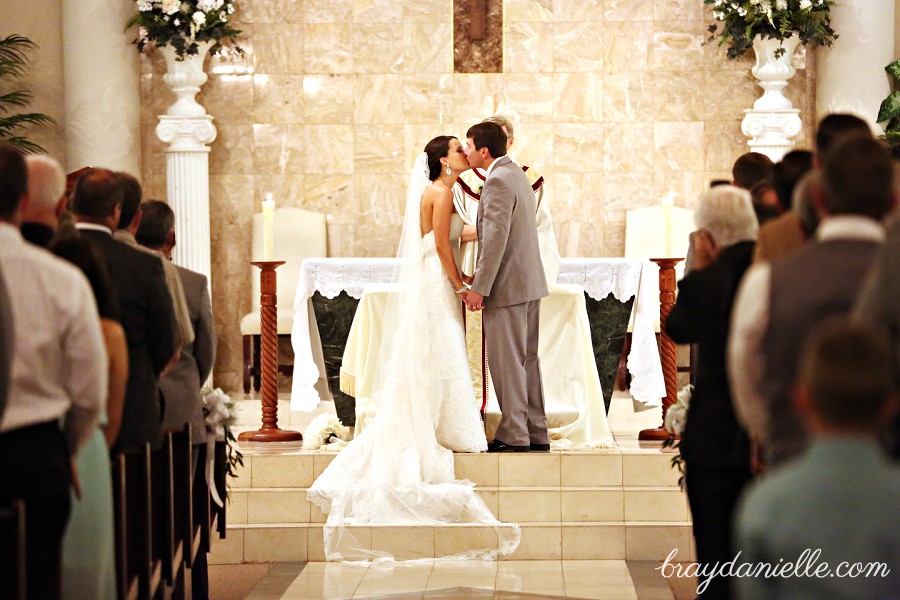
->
xmin=467 ymin=122 xmax=507 ymax=159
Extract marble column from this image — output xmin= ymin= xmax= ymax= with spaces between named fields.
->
xmin=61 ymin=0 xmax=141 ymax=174
xmin=156 ymin=44 xmax=217 ymax=283
xmin=817 ymin=0 xmax=896 ymax=132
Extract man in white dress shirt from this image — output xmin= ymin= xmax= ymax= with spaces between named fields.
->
xmin=0 ymin=143 xmax=106 ymax=599
xmin=729 ymin=137 xmax=894 ymax=470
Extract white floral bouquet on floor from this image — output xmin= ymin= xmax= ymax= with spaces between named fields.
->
xmin=664 ymin=384 xmax=692 ymax=436
xmin=127 ymin=0 xmax=242 ymax=59
xmin=303 ymin=414 xmax=351 ymax=451
xmin=203 ymin=387 xmax=243 ymax=481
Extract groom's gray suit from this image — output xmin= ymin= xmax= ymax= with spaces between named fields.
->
xmin=472 ymin=155 xmax=550 ymax=447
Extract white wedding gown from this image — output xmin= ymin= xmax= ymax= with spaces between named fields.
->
xmin=308 ymin=206 xmax=519 ymax=561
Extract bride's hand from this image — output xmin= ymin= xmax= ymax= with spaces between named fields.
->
xmin=461 ymin=224 xmax=477 ymax=243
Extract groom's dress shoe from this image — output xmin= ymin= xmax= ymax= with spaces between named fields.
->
xmin=487 ymin=439 xmax=529 ymax=453
xmin=530 ymin=443 xmax=550 ymax=452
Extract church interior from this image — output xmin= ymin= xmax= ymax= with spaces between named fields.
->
xmin=1 ymin=0 xmax=899 ymax=599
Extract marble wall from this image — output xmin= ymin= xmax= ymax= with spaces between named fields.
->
xmin=137 ymin=0 xmax=818 ymax=393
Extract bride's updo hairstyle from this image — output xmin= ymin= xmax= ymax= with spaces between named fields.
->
xmin=424 ymin=135 xmax=457 ymax=181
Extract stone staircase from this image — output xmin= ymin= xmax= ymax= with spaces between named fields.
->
xmin=209 ymin=441 xmax=695 ymax=564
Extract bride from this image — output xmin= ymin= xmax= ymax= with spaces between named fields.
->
xmin=307 ymin=136 xmax=520 ymax=561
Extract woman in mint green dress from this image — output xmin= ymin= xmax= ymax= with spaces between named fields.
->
xmin=53 ymin=237 xmax=127 ymax=600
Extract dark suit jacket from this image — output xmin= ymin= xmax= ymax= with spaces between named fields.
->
xmin=666 ymin=241 xmax=755 ymax=468
xmin=79 ymin=228 xmax=177 ymax=452
xmin=20 ymin=222 xmax=55 ymax=248
xmin=160 ymin=266 xmax=216 ymax=445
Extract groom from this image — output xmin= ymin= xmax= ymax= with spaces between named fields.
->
xmin=463 ymin=122 xmax=550 ymax=453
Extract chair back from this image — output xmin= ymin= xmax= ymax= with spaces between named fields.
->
xmin=250 ymin=207 xmax=327 ymax=312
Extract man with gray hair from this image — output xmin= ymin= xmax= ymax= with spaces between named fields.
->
xmin=729 ymin=136 xmax=895 ymax=469
xmin=666 ymin=185 xmax=758 ymax=599
xmin=20 ymin=154 xmax=66 ymax=247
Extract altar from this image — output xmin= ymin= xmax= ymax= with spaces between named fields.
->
xmin=290 ymin=258 xmax=666 ymax=436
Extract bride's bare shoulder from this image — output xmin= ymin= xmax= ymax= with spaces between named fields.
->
xmin=423 ymin=181 xmax=452 ymax=204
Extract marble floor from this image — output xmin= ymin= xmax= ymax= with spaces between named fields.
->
xmin=244 ymin=559 xmax=685 ymax=600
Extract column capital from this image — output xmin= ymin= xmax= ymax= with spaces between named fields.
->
xmin=156 ymin=116 xmax=217 ymax=152
xmin=741 ymin=109 xmax=802 ymax=162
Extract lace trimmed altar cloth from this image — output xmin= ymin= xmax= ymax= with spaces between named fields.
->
xmin=290 ymin=258 xmax=666 ymax=414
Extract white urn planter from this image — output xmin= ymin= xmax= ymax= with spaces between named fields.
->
xmin=750 ymin=34 xmax=801 ymax=110
xmin=160 ymin=41 xmax=214 ymax=118
xmin=741 ymin=34 xmax=803 ymax=161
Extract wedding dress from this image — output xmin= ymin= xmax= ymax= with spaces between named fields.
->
xmin=307 ymin=153 xmax=520 ymax=562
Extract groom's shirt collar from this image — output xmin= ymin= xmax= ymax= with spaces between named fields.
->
xmin=485 ymin=156 xmax=502 ymax=178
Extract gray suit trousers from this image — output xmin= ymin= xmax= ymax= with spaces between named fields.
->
xmin=484 ymin=299 xmax=549 ymax=446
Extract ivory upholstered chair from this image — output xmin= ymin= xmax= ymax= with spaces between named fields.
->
xmin=240 ymin=207 xmax=327 ymax=393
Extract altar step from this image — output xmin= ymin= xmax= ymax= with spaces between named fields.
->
xmin=209 ymin=446 xmax=695 ymax=564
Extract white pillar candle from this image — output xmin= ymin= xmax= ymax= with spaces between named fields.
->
xmin=262 ymin=193 xmax=275 ymax=261
xmin=661 ymin=194 xmax=676 ymax=258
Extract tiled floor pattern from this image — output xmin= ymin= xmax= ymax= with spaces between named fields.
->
xmin=245 ymin=559 xmax=680 ymax=600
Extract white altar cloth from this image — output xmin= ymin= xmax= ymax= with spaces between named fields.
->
xmin=290 ymin=258 xmax=665 ymax=412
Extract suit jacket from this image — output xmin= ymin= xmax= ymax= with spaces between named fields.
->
xmin=752 ymin=211 xmax=808 ymax=264
xmin=853 ymin=218 xmax=900 ymax=459
xmin=666 ymin=241 xmax=754 ymax=468
xmin=160 ymin=266 xmax=216 ymax=445
xmin=471 ymin=156 xmax=548 ymax=308
xmin=79 ymin=228 xmax=177 ymax=452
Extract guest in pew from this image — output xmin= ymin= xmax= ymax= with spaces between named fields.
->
xmin=137 ymin=199 xmax=216 ymax=599
xmin=734 ymin=320 xmax=900 ymax=600
xmin=753 ymin=113 xmax=871 ymax=264
xmin=0 ymin=265 xmax=11 ymax=423
xmin=72 ymin=168 xmax=179 ymax=453
xmin=853 ymin=217 xmax=900 ymax=460
xmin=729 ymin=136 xmax=895 ymax=470
xmin=0 ymin=143 xmax=106 ymax=600
xmin=732 ymin=152 xmax=779 ymax=226
xmin=114 ymin=172 xmax=194 ymax=348
xmin=52 ymin=236 xmax=128 ymax=600
xmin=771 ymin=150 xmax=813 ymax=214
xmin=666 ymin=185 xmax=759 ymax=600
xmin=20 ymin=154 xmax=67 ymax=247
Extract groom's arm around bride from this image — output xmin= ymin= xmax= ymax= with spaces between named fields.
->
xmin=463 ymin=122 xmax=551 ymax=452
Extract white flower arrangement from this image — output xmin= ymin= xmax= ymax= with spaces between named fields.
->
xmin=303 ymin=414 xmax=351 ymax=451
xmin=705 ymin=0 xmax=837 ymax=60
xmin=664 ymin=384 xmax=692 ymax=436
xmin=202 ymin=387 xmax=243 ymax=480
xmin=126 ymin=0 xmax=241 ymax=60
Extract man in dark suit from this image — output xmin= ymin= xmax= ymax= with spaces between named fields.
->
xmin=137 ymin=199 xmax=216 ymax=599
xmin=72 ymin=169 xmax=179 ymax=452
xmin=667 ymin=185 xmax=760 ymax=600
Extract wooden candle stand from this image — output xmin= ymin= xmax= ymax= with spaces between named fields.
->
xmin=239 ymin=261 xmax=302 ymax=443
xmin=639 ymin=257 xmax=683 ymax=441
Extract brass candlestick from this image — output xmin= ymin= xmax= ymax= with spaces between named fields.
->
xmin=639 ymin=257 xmax=683 ymax=441
xmin=239 ymin=261 xmax=302 ymax=442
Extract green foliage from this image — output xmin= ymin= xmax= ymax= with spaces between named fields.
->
xmin=878 ymin=59 xmax=900 ymax=146
xmin=704 ymin=0 xmax=838 ymax=60
xmin=662 ymin=436 xmax=685 ymax=491
xmin=126 ymin=0 xmax=242 ymax=60
xmin=0 ymin=34 xmax=55 ymax=154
